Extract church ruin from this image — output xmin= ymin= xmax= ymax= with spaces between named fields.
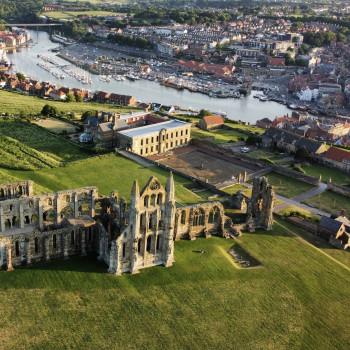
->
xmin=0 ymin=175 xmax=275 ymax=275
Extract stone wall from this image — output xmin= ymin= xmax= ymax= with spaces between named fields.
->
xmin=272 ymin=165 xmax=320 ymax=186
xmin=327 ymin=182 xmax=350 ymax=198
xmin=0 ymin=180 xmax=34 ymax=201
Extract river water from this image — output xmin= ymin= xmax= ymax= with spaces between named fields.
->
xmin=8 ymin=30 xmax=289 ymax=123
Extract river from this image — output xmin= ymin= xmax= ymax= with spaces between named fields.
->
xmin=7 ymin=30 xmax=290 ymax=123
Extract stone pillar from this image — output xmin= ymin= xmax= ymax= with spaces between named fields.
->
xmin=55 ymin=196 xmax=61 ymax=226
xmin=81 ymin=228 xmax=86 ymax=256
xmin=6 ymin=243 xmax=14 ymax=271
xmin=73 ymin=193 xmax=78 ymax=218
xmin=243 ymin=170 xmax=247 ymax=183
xmin=90 ymin=191 xmax=95 ymax=217
xmin=98 ymin=234 xmax=105 ymax=261
xmin=63 ymin=233 xmax=69 ymax=259
xmin=45 ymin=236 xmax=50 ymax=262
xmin=0 ymin=205 xmax=5 ymax=232
xmin=38 ymin=198 xmax=43 ymax=230
xmin=19 ymin=202 xmax=24 ymax=229
xmin=26 ymin=238 xmax=31 ymax=265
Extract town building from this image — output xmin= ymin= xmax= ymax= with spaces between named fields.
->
xmin=117 ymin=119 xmax=191 ymax=156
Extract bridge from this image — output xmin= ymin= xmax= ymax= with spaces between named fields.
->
xmin=7 ymin=23 xmax=63 ymax=27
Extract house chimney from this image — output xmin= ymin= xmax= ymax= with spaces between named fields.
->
xmin=340 ymin=209 xmax=346 ymax=217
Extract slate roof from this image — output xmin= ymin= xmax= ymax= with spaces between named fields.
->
xmin=84 ymin=116 xmax=99 ymax=127
xmin=263 ymin=127 xmax=324 ymax=153
xmin=319 ymin=216 xmax=343 ymax=232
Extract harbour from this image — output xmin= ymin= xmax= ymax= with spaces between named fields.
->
xmin=6 ymin=30 xmax=290 ymax=123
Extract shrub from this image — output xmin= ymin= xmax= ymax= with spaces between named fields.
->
xmin=293 ymin=166 xmax=306 ymax=174
xmin=260 ymin=158 xmax=275 ymax=164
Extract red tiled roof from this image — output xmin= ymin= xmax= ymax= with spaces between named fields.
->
xmin=202 ymin=115 xmax=224 ymax=125
xmin=324 ymin=146 xmax=350 ymax=162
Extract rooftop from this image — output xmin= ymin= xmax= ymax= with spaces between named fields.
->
xmin=118 ymin=120 xmax=189 ymax=138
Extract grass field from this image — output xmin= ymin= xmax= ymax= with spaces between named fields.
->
xmin=303 ymin=163 xmax=350 ymax=185
xmin=0 ymin=90 xmax=138 ymax=116
xmin=0 ymin=218 xmax=349 ymax=349
xmin=302 ymin=190 xmax=350 ymax=217
xmin=0 ymin=154 xmax=210 ymax=205
xmin=191 ymin=128 xmax=248 ymax=144
xmin=43 ymin=10 xmax=119 ymax=19
xmin=221 ymin=183 xmax=252 ymax=197
xmin=259 ymin=172 xmax=315 ymax=198
xmin=0 ymin=119 xmax=91 ymax=163
xmin=33 ymin=118 xmax=77 ymax=134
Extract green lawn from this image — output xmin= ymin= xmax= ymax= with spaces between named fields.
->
xmin=302 ymin=190 xmax=350 ymax=217
xmin=191 ymin=128 xmax=248 ymax=144
xmin=221 ymin=183 xmax=252 ymax=197
xmin=303 ymin=163 xmax=350 ymax=186
xmin=259 ymin=172 xmax=315 ymax=198
xmin=0 ymin=119 xmax=91 ymax=163
xmin=44 ymin=10 xmax=120 ymax=19
xmin=0 ymin=90 xmax=138 ymax=116
xmin=0 ymin=218 xmax=349 ymax=349
xmin=0 ymin=154 xmax=209 ymax=205
xmin=248 ymin=150 xmax=283 ymax=160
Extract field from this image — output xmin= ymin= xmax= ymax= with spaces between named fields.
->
xmin=0 ymin=90 xmax=138 ymax=116
xmin=258 ymin=172 xmax=315 ymax=198
xmin=0 ymin=119 xmax=91 ymax=164
xmin=191 ymin=128 xmax=248 ymax=144
xmin=221 ymin=183 xmax=252 ymax=197
xmin=302 ymin=163 xmax=350 ymax=185
xmin=302 ymin=190 xmax=350 ymax=217
xmin=43 ymin=10 xmax=120 ymax=19
xmin=156 ymin=149 xmax=257 ymax=185
xmin=33 ymin=118 xmax=77 ymax=134
xmin=0 ymin=153 xmax=212 ymax=205
xmin=0 ymin=219 xmax=349 ymax=349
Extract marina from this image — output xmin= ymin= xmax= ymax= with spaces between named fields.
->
xmin=7 ymin=30 xmax=290 ymax=123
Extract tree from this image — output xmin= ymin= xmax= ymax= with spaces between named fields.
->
xmin=41 ymin=104 xmax=59 ymax=118
xmin=284 ymin=53 xmax=295 ymax=66
xmin=16 ymin=72 xmax=25 ymax=82
xmin=294 ymin=146 xmax=309 ymax=162
xmin=198 ymin=109 xmax=212 ymax=118
xmin=246 ymin=135 xmax=262 ymax=145
xmin=75 ymin=94 xmax=83 ymax=102
xmin=81 ymin=110 xmax=96 ymax=122
xmin=66 ymin=93 xmax=76 ymax=103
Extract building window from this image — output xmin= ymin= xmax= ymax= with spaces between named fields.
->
xmin=141 ymin=139 xmax=143 ymax=146
xmin=146 ymin=236 xmax=152 ymax=253
xmin=138 ymin=239 xmax=142 ymax=254
xmin=53 ymin=234 xmax=57 ymax=249
xmin=181 ymin=210 xmax=186 ymax=225
xmin=144 ymin=196 xmax=149 ymax=207
xmin=15 ymin=241 xmax=20 ymax=256
xmin=71 ymin=231 xmax=75 ymax=245
xmin=156 ymin=136 xmax=159 ymax=141
xmin=122 ymin=243 xmax=126 ymax=258
xmin=156 ymin=235 xmax=161 ymax=251
xmin=151 ymin=137 xmax=154 ymax=143
xmin=151 ymin=146 xmax=153 ymax=153
xmin=35 ymin=237 xmax=39 ymax=253
xmin=140 ymin=149 xmax=143 ymax=155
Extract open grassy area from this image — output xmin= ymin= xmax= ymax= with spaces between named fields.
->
xmin=303 ymin=163 xmax=350 ymax=186
xmin=0 ymin=218 xmax=349 ymax=349
xmin=0 ymin=119 xmax=91 ymax=163
xmin=221 ymin=183 xmax=252 ymax=197
xmin=0 ymin=153 xmax=210 ymax=205
xmin=44 ymin=10 xmax=119 ymax=19
xmin=191 ymin=128 xmax=248 ymax=144
xmin=302 ymin=190 xmax=350 ymax=217
xmin=277 ymin=205 xmax=321 ymax=222
xmin=0 ymin=90 xmax=138 ymax=116
xmin=258 ymin=172 xmax=315 ymax=198
xmin=33 ymin=118 xmax=77 ymax=134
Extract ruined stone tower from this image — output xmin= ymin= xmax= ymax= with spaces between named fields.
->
xmin=246 ymin=176 xmax=275 ymax=231
xmin=107 ymin=172 xmax=176 ymax=275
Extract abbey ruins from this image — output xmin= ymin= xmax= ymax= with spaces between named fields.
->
xmin=0 ymin=174 xmax=275 ymax=274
